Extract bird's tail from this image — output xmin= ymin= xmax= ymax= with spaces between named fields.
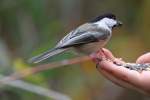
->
xmin=28 ymin=48 xmax=67 ymax=64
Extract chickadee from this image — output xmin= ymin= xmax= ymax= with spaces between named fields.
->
xmin=29 ymin=13 xmax=122 ymax=63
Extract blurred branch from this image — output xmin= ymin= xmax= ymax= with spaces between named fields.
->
xmin=0 ymin=75 xmax=71 ymax=100
xmin=0 ymin=56 xmax=91 ymax=100
xmin=2 ymin=56 xmax=91 ymax=81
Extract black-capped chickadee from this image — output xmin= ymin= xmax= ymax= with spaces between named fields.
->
xmin=29 ymin=13 xmax=122 ymax=63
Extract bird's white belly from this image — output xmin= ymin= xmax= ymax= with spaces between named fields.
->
xmin=74 ymin=40 xmax=108 ymax=54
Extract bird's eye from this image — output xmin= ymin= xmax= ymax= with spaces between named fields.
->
xmin=113 ymin=24 xmax=117 ymax=27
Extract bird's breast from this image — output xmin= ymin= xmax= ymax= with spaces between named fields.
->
xmin=74 ymin=40 xmax=108 ymax=55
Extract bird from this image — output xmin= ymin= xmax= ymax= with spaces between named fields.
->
xmin=29 ymin=13 xmax=122 ymax=64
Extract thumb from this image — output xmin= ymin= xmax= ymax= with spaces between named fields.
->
xmin=136 ymin=52 xmax=150 ymax=64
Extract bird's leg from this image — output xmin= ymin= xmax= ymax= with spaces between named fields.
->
xmin=90 ymin=51 xmax=103 ymax=68
xmin=90 ymin=52 xmax=102 ymax=62
xmin=90 ymin=49 xmax=110 ymax=68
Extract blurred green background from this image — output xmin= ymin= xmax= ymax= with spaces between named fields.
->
xmin=0 ymin=0 xmax=150 ymax=100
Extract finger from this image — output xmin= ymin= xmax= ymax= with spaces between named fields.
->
xmin=137 ymin=71 xmax=150 ymax=92
xmin=136 ymin=52 xmax=150 ymax=64
xmin=101 ymin=48 xmax=116 ymax=60
xmin=135 ymin=52 xmax=150 ymax=92
xmin=101 ymin=48 xmax=125 ymax=64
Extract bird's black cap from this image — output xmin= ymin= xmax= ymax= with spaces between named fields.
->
xmin=89 ymin=13 xmax=116 ymax=23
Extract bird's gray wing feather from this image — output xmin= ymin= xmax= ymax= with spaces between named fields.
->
xmin=57 ymin=23 xmax=97 ymax=46
xmin=28 ymin=48 xmax=67 ymax=63
xmin=56 ymin=30 xmax=107 ymax=48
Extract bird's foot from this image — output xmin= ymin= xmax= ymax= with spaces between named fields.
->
xmin=90 ymin=49 xmax=125 ymax=68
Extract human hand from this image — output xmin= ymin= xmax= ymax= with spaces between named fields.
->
xmin=94 ymin=48 xmax=150 ymax=95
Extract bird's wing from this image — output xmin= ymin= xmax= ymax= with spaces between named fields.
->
xmin=56 ymin=30 xmax=107 ymax=49
xmin=56 ymin=23 xmax=96 ymax=46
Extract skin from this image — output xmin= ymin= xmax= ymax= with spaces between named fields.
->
xmin=93 ymin=48 xmax=150 ymax=95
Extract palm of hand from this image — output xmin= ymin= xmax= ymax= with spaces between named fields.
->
xmin=93 ymin=48 xmax=150 ymax=95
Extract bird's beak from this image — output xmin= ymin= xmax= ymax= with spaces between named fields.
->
xmin=116 ymin=21 xmax=123 ymax=27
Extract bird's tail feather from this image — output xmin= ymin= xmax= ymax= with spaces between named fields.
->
xmin=28 ymin=48 xmax=67 ymax=64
